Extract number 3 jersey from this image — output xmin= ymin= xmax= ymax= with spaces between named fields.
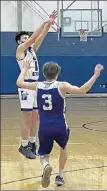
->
xmin=17 ymin=47 xmax=39 ymax=81
xmin=37 ymin=81 xmax=68 ymax=131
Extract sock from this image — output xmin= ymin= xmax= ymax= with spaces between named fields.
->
xmin=21 ymin=140 xmax=28 ymax=147
xmin=29 ymin=136 xmax=36 ymax=143
xmin=58 ymin=169 xmax=63 ymax=178
xmin=40 ymin=157 xmax=49 ymax=169
xmin=43 ymin=161 xmax=49 ymax=169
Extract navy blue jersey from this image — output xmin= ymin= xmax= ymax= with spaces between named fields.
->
xmin=37 ymin=81 xmax=68 ymax=131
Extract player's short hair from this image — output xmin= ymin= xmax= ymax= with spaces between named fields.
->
xmin=43 ymin=62 xmax=61 ymax=80
xmin=15 ymin=31 xmax=30 ymax=44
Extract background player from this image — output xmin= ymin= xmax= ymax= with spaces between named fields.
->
xmin=16 ymin=59 xmax=104 ymax=187
xmin=15 ymin=10 xmax=57 ymax=159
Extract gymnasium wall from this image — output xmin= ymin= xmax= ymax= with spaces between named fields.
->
xmin=1 ymin=32 xmax=107 ymax=94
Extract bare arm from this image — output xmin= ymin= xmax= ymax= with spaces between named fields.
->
xmin=33 ymin=23 xmax=52 ymax=52
xmin=60 ymin=64 xmax=104 ymax=95
xmin=16 ymin=21 xmax=47 ymax=56
xmin=17 ymin=10 xmax=57 ymax=55
xmin=16 ymin=67 xmax=38 ymax=90
xmin=16 ymin=59 xmax=38 ymax=90
xmin=33 ymin=10 xmax=57 ymax=51
xmin=61 ymin=74 xmax=98 ymax=94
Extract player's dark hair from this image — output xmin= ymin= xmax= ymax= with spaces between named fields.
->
xmin=43 ymin=62 xmax=61 ymax=80
xmin=15 ymin=31 xmax=30 ymax=44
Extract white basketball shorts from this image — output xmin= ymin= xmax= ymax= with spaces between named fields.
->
xmin=18 ymin=88 xmax=38 ymax=111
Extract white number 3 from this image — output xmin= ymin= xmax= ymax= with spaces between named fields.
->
xmin=42 ymin=94 xmax=52 ymax=110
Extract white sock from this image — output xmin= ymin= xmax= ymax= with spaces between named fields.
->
xmin=58 ymin=169 xmax=63 ymax=178
xmin=43 ymin=161 xmax=49 ymax=169
xmin=29 ymin=136 xmax=36 ymax=143
xmin=21 ymin=140 xmax=28 ymax=147
xmin=40 ymin=157 xmax=49 ymax=169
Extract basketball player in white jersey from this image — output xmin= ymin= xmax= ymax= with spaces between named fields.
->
xmin=17 ymin=59 xmax=103 ymax=187
xmin=15 ymin=10 xmax=57 ymax=159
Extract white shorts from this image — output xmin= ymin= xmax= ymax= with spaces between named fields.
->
xmin=18 ymin=88 xmax=38 ymax=111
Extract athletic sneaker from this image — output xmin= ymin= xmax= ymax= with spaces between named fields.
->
xmin=28 ymin=141 xmax=38 ymax=155
xmin=55 ymin=175 xmax=64 ymax=186
xmin=18 ymin=145 xmax=36 ymax=159
xmin=42 ymin=164 xmax=52 ymax=188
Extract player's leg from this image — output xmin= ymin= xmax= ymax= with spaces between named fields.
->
xmin=55 ymin=147 xmax=67 ymax=186
xmin=38 ymin=130 xmax=53 ymax=188
xmin=20 ymin=111 xmax=31 ymax=141
xmin=28 ymin=109 xmax=39 ymax=155
xmin=40 ymin=154 xmax=52 ymax=188
xmin=59 ymin=147 xmax=68 ymax=178
xmin=55 ymin=128 xmax=70 ymax=186
xmin=28 ymin=91 xmax=39 ymax=155
xmin=18 ymin=88 xmax=36 ymax=159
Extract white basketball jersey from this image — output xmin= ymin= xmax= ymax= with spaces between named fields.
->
xmin=17 ymin=47 xmax=39 ymax=81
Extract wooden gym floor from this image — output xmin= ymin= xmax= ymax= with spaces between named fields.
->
xmin=1 ymin=97 xmax=107 ymax=190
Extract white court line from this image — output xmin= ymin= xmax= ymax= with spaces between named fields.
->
xmin=68 ymin=142 xmax=86 ymax=145
xmin=2 ymin=118 xmax=20 ymax=120
xmin=2 ymin=142 xmax=107 ymax=147
xmin=1 ymin=145 xmax=18 ymax=146
xmin=1 ymin=143 xmax=86 ymax=147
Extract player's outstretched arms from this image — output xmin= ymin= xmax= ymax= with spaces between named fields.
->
xmin=16 ymin=58 xmax=38 ymax=90
xmin=61 ymin=64 xmax=104 ymax=95
xmin=33 ymin=10 xmax=57 ymax=51
xmin=16 ymin=17 xmax=55 ymax=53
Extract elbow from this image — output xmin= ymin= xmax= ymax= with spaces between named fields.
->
xmin=16 ymin=79 xmax=22 ymax=88
xmin=79 ymin=87 xmax=87 ymax=94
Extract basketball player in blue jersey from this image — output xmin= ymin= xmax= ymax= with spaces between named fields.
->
xmin=15 ymin=10 xmax=57 ymax=159
xmin=16 ymin=59 xmax=103 ymax=187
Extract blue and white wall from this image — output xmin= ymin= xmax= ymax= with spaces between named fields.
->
xmin=1 ymin=1 xmax=107 ymax=94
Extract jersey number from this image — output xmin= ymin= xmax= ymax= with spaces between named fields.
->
xmin=42 ymin=94 xmax=52 ymax=110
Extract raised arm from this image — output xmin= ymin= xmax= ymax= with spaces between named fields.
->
xmin=33 ymin=10 xmax=57 ymax=51
xmin=16 ymin=59 xmax=38 ymax=90
xmin=16 ymin=23 xmax=45 ymax=54
xmin=60 ymin=64 xmax=104 ymax=95
xmin=16 ymin=11 xmax=57 ymax=55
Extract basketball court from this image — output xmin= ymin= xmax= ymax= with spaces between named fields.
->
xmin=1 ymin=0 xmax=107 ymax=190
xmin=1 ymin=95 xmax=107 ymax=190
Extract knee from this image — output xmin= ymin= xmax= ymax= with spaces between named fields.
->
xmin=21 ymin=111 xmax=32 ymax=123
xmin=32 ymin=110 xmax=39 ymax=121
xmin=40 ymin=154 xmax=50 ymax=159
